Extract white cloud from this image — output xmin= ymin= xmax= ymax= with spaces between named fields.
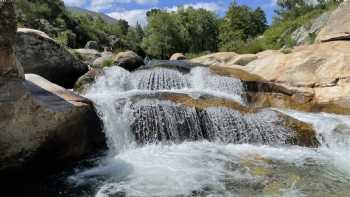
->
xmin=167 ymin=2 xmax=222 ymax=12
xmin=108 ymin=9 xmax=149 ymax=26
xmin=107 ymin=2 xmax=222 ymax=27
xmin=63 ymin=0 xmax=86 ymax=7
xmin=89 ymin=0 xmax=158 ymax=11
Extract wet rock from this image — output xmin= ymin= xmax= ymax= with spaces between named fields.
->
xmin=126 ymin=92 xmax=318 ymax=147
xmin=74 ymin=68 xmax=103 ymax=93
xmin=113 ymin=51 xmax=144 ymax=71
xmin=15 ymin=28 xmax=88 ymax=88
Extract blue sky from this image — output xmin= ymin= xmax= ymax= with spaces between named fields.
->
xmin=63 ymin=0 xmax=277 ymax=26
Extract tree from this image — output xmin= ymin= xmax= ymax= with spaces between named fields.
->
xmin=219 ymin=2 xmax=267 ymax=52
xmin=177 ymin=7 xmax=219 ymax=53
xmin=141 ymin=11 xmax=185 ymax=59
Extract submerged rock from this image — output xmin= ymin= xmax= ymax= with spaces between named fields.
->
xmin=15 ymin=28 xmax=88 ymax=88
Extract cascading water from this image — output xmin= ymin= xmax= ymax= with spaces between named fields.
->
xmin=69 ymin=64 xmax=350 ymax=197
xmin=200 ymin=108 xmax=293 ymax=144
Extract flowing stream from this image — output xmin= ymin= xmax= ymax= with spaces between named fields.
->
xmin=68 ymin=65 xmax=350 ymax=197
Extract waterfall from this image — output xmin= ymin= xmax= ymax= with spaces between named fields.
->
xmin=131 ymin=99 xmax=204 ymax=144
xmin=69 ymin=65 xmax=350 ymax=197
xmin=131 ymin=68 xmax=190 ymax=90
xmin=200 ymin=107 xmax=293 ymax=144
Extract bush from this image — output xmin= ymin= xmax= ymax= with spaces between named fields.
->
xmin=101 ymin=58 xmax=114 ymax=68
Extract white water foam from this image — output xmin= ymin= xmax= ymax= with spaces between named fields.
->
xmin=77 ymin=65 xmax=350 ymax=197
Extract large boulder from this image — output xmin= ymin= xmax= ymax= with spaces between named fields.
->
xmin=0 ymin=74 xmax=105 ymax=172
xmin=15 ymin=28 xmax=88 ymax=88
xmin=0 ymin=2 xmax=23 ymax=79
xmin=316 ymin=1 xmax=350 ymax=42
xmin=0 ymin=3 xmax=105 ymax=174
xmin=192 ymin=41 xmax=350 ymax=115
xmin=113 ymin=51 xmax=144 ymax=71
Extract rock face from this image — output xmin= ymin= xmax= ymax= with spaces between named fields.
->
xmin=291 ymin=12 xmax=330 ymax=45
xmin=192 ymin=41 xmax=350 ymax=115
xmin=170 ymin=53 xmax=186 ymax=60
xmin=15 ymin=28 xmax=88 ymax=88
xmin=0 ymin=3 xmax=105 ymax=174
xmin=0 ymin=75 xmax=105 ymax=172
xmin=316 ymin=1 xmax=350 ymax=42
xmin=0 ymin=2 xmax=24 ymax=78
xmin=113 ymin=51 xmax=144 ymax=71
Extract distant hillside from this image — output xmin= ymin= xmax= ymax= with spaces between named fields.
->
xmin=67 ymin=6 xmax=118 ymax=25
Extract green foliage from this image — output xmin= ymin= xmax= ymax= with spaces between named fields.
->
xmin=101 ymin=58 xmax=114 ymax=68
xmin=142 ymin=7 xmax=219 ymax=59
xmin=142 ymin=11 xmax=186 ymax=59
xmin=261 ymin=0 xmax=342 ymax=50
xmin=15 ymin=0 xmax=344 ymax=59
xmin=219 ymin=2 xmax=267 ymax=53
xmin=177 ymin=7 xmax=219 ymax=53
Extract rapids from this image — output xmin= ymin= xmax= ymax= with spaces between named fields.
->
xmin=69 ymin=65 xmax=350 ymax=197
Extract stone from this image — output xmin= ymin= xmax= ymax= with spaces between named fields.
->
xmin=84 ymin=41 xmax=99 ymax=50
xmin=73 ymin=48 xmax=101 ymax=65
xmin=92 ymin=52 xmax=114 ymax=68
xmin=316 ymin=1 xmax=350 ymax=42
xmin=15 ymin=28 xmax=88 ymax=88
xmin=0 ymin=74 xmax=106 ymax=172
xmin=113 ymin=51 xmax=144 ymax=71
xmin=170 ymin=53 xmax=186 ymax=60
xmin=0 ymin=2 xmax=24 ymax=79
xmin=0 ymin=4 xmax=105 ymax=174
xmin=231 ymin=54 xmax=258 ymax=66
xmin=192 ymin=41 xmax=350 ymax=115
xmin=191 ymin=52 xmax=239 ymax=67
xmin=74 ymin=68 xmax=103 ymax=94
